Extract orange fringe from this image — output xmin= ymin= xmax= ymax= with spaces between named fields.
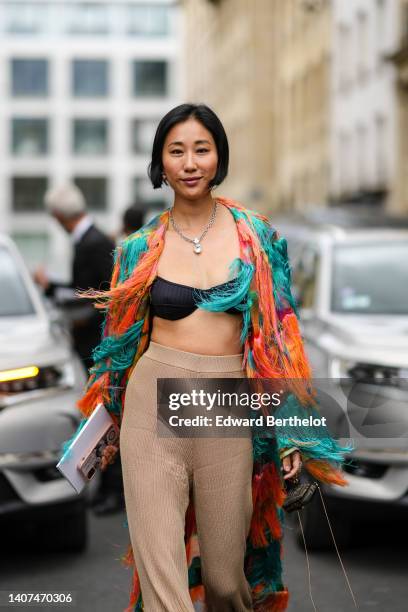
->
xmin=190 ymin=585 xmax=206 ymax=604
xmin=249 ymin=464 xmax=285 ymax=547
xmin=253 ymin=589 xmax=289 ymax=611
xmin=304 ymin=459 xmax=348 ymax=486
xmin=76 ymin=372 xmax=108 ymax=416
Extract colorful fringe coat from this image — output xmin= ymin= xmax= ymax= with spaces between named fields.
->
xmin=70 ymin=197 xmax=352 ymax=611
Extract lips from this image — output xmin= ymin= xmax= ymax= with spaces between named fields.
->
xmin=182 ymin=177 xmax=202 ymax=186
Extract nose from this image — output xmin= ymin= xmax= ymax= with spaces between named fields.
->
xmin=183 ymin=150 xmax=198 ymax=172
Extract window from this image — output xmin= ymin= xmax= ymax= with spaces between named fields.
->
xmin=132 ymin=119 xmax=158 ymax=154
xmin=357 ymin=11 xmax=370 ymax=81
xmin=338 ymin=132 xmax=348 ymax=193
xmin=5 ymin=1 xmax=49 ymax=35
xmin=403 ymin=3 xmax=408 ymax=43
xmin=12 ymin=177 xmax=48 ymax=212
xmin=67 ymin=2 xmax=109 ymax=35
xmin=11 ymin=59 xmax=48 ymax=97
xmin=375 ymin=114 xmax=387 ymax=186
xmin=12 ymin=118 xmax=48 ymax=156
xmin=73 ymin=177 xmax=107 ymax=211
xmin=127 ymin=4 xmax=170 ymax=36
xmin=72 ymin=60 xmax=108 ymax=97
xmin=132 ymin=61 xmax=167 ymax=97
xmin=73 ymin=119 xmax=108 ymax=155
xmin=348 ymin=131 xmax=358 ymax=193
xmin=338 ymin=22 xmax=357 ymax=91
xmin=376 ymin=0 xmax=386 ymax=70
xmin=357 ymin=124 xmax=368 ymax=189
xmin=332 ymin=242 xmax=408 ymax=315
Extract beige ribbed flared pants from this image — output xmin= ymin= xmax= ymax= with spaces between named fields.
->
xmin=120 ymin=341 xmax=254 ymax=612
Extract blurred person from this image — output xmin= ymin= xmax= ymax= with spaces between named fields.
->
xmin=122 ymin=204 xmax=144 ymax=237
xmin=34 ymin=183 xmax=115 ymax=372
xmin=71 ymin=104 xmax=351 ymax=611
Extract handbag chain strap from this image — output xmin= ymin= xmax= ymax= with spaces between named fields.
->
xmin=296 ymin=485 xmax=359 ymax=610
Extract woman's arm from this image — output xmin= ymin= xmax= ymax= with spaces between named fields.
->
xmin=268 ymin=229 xmax=353 ymax=484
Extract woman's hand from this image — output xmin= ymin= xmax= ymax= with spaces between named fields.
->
xmin=281 ymin=449 xmax=302 ymax=480
xmin=100 ymin=444 xmax=119 ymax=472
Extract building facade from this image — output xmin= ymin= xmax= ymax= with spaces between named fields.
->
xmin=0 ymin=0 xmax=182 ymax=278
xmin=275 ymin=0 xmax=332 ymax=212
xmin=388 ymin=0 xmax=408 ymax=213
xmin=330 ymin=0 xmax=399 ymax=210
xmin=183 ymin=0 xmax=332 ymax=215
xmin=183 ymin=0 xmax=406 ymax=216
xmin=183 ymin=0 xmax=280 ymax=214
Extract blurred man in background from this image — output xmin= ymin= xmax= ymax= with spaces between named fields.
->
xmin=34 ymin=183 xmax=115 ymax=371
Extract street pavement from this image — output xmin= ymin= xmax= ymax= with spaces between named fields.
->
xmin=1 ymin=509 xmax=407 ymax=611
xmin=284 ymin=513 xmax=408 ymax=611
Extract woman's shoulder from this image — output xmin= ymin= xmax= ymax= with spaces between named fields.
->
xmin=218 ymin=195 xmax=289 ymax=257
xmin=219 ymin=195 xmax=276 ymax=233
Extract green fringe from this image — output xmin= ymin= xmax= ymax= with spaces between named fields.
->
xmin=188 ymin=556 xmax=202 ymax=588
xmin=120 ymin=211 xmax=162 ymax=282
xmin=245 ymin=535 xmax=285 ymax=596
xmin=92 ymin=319 xmax=145 ymax=372
xmin=274 ymin=393 xmax=354 ymax=461
xmin=134 ymin=597 xmax=143 ymax=611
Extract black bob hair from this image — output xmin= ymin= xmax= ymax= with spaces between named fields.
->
xmin=148 ymin=103 xmax=229 ymax=190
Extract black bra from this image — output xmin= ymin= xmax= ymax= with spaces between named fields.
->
xmin=150 ymin=276 xmax=242 ymax=320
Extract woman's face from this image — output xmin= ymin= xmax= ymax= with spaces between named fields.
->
xmin=162 ymin=117 xmax=218 ymax=199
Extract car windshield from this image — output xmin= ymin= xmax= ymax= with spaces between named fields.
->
xmin=331 ymin=241 xmax=408 ymax=315
xmin=0 ymin=246 xmax=36 ymax=316
xmin=331 ymin=242 xmax=408 ymax=315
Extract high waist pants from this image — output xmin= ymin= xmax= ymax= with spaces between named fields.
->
xmin=120 ymin=341 xmax=254 ymax=612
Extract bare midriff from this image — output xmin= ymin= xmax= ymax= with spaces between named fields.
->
xmin=149 ymin=202 xmax=244 ymax=356
xmin=150 ymin=308 xmax=243 ymax=355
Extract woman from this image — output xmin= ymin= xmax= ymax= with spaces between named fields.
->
xmin=76 ymin=104 xmax=351 ymax=611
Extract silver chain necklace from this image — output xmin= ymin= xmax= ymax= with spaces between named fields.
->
xmin=169 ymin=200 xmax=218 ymax=254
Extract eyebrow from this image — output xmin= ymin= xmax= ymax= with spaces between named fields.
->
xmin=167 ymin=139 xmax=211 ymax=147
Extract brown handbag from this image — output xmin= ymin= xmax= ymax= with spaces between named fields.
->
xmin=282 ymin=479 xmax=318 ymax=513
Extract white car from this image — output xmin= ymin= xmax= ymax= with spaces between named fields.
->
xmin=276 ymin=207 xmax=408 ymax=548
xmin=0 ymin=234 xmax=97 ymax=552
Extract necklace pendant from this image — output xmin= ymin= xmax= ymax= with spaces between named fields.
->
xmin=193 ymin=242 xmax=202 ymax=254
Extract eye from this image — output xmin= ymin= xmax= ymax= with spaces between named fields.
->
xmin=197 ymin=148 xmax=210 ymax=153
xmin=170 ymin=149 xmax=183 ymax=155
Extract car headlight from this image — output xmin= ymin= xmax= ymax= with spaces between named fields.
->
xmin=0 ymin=361 xmax=76 ymax=402
xmin=330 ymin=358 xmax=401 ymax=384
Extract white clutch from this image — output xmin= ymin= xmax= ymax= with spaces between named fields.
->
xmin=56 ymin=403 xmax=119 ymax=494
